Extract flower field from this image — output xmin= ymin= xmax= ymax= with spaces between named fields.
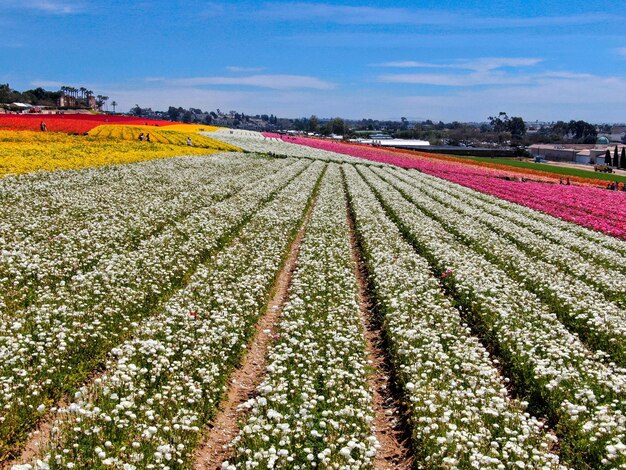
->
xmin=0 ymin=114 xmax=175 ymax=133
xmin=0 ymin=128 xmax=238 ymax=176
xmin=267 ymin=134 xmax=626 ymax=240
xmin=88 ymin=125 xmax=231 ymax=149
xmin=4 ymin=129 xmax=626 ymax=469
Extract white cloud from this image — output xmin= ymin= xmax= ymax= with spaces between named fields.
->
xmin=376 ymin=57 xmax=542 ymax=72
xmin=379 ymin=71 xmax=539 ymax=87
xmin=258 ymin=3 xmax=617 ymax=28
xmin=376 ymin=58 xmax=599 ymax=88
xmin=377 ymin=70 xmax=599 ymax=87
xmin=387 ymin=74 xmax=626 ymax=122
xmin=99 ymin=71 xmax=626 ymax=122
xmin=0 ymin=0 xmax=86 ymax=14
xmin=375 ymin=61 xmax=450 ymax=69
xmin=149 ymin=74 xmax=335 ymax=90
xmin=462 ymin=58 xmax=542 ymax=71
xmin=258 ymin=3 xmax=453 ymax=25
xmin=225 ymin=66 xmax=267 ymax=73
xmin=618 ymin=48 xmax=626 ymax=58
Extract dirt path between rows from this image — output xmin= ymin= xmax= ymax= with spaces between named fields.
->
xmin=346 ymin=205 xmax=414 ymax=469
xmin=192 ymin=197 xmax=317 ymax=469
xmin=2 ymin=366 xmax=102 ymax=469
xmin=2 ymin=415 xmax=56 ymax=469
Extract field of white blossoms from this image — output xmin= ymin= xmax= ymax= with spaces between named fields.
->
xmin=3 ymin=129 xmax=626 ymax=469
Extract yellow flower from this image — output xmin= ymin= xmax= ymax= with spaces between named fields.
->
xmin=88 ymin=125 xmax=238 ymax=151
xmin=0 ymin=130 xmax=240 ymax=176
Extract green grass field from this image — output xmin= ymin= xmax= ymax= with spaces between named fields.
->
xmin=450 ymin=155 xmax=626 ymax=184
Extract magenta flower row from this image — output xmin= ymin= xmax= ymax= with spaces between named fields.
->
xmin=265 ymin=134 xmax=626 ymax=240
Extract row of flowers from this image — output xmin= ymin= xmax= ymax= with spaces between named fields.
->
xmin=0 ymin=157 xmax=312 ymax=459
xmin=395 ymin=168 xmax=626 ymax=303
xmin=269 ymin=134 xmax=615 ymax=187
xmin=0 ymin=155 xmax=281 ymax=319
xmin=211 ymin=129 xmax=373 ymax=165
xmin=88 ymin=126 xmax=236 ymax=151
xmin=343 ymin=165 xmax=560 ymax=468
xmin=34 ymin=161 xmax=325 ymax=469
xmin=0 ymin=115 xmax=175 ymax=133
xmin=0 ymin=130 xmax=234 ymax=177
xmin=359 ymin=166 xmax=626 ymax=467
xmin=377 ymin=167 xmax=626 ymax=366
xmin=381 ymin=145 xmax=611 ymax=187
xmin=408 ymin=168 xmax=626 ymax=275
xmin=278 ymin=135 xmax=626 ymax=240
xmin=229 ymin=164 xmax=378 ymax=469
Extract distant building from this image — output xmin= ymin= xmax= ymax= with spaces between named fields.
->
xmin=57 ymin=94 xmax=98 ymax=110
xmin=530 ymin=141 xmax=624 ymax=164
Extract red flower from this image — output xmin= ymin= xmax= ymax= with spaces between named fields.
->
xmin=441 ymin=268 xmax=454 ymax=279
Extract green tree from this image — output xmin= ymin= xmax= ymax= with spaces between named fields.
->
xmin=167 ymin=106 xmax=180 ymax=121
xmin=568 ymin=120 xmax=597 ymax=143
xmin=330 ymin=117 xmax=346 ymax=135
xmin=614 ymin=145 xmax=620 ymax=167
xmin=488 ymin=112 xmax=509 ymax=133
xmin=508 ymin=117 xmax=527 ymax=138
xmin=621 ymin=147 xmax=626 ymax=169
xmin=605 ymin=149 xmax=612 ymax=166
xmin=129 ymin=104 xmax=143 ymax=116
xmin=309 ymin=115 xmax=319 ymax=133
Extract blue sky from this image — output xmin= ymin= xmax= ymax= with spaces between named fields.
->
xmin=1 ymin=0 xmax=625 ymax=121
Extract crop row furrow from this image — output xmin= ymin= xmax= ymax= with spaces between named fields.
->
xmin=229 ymin=164 xmax=378 ymax=469
xmin=405 ymin=170 xmax=626 ymax=269
xmin=35 ymin=161 xmax=326 ymax=469
xmin=343 ymin=165 xmax=560 ymax=468
xmin=359 ymin=165 xmax=626 ymax=467
xmin=0 ymin=155 xmax=277 ymax=318
xmin=0 ymin=158 xmax=310 ymax=461
xmin=376 ymin=167 xmax=626 ymax=366
xmin=386 ymin=168 xmax=626 ymax=307
xmin=209 ymin=130 xmax=376 ymax=165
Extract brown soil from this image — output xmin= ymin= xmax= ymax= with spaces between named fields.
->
xmin=1 ymin=416 xmax=55 ymax=469
xmin=3 ymin=365 xmax=112 ymax=469
xmin=346 ymin=206 xmax=414 ymax=469
xmin=192 ymin=199 xmax=316 ymax=470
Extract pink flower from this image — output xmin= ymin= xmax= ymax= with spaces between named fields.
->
xmin=283 ymin=135 xmax=626 ymax=240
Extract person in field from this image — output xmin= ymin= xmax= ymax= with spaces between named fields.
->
xmin=138 ymin=132 xmax=145 ymax=142
xmin=187 ymin=137 xmax=193 ymax=146
xmin=40 ymin=121 xmax=47 ymax=132
xmin=146 ymin=133 xmax=151 ymax=143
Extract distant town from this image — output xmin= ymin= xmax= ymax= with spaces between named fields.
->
xmin=1 ymin=83 xmax=625 ymax=168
